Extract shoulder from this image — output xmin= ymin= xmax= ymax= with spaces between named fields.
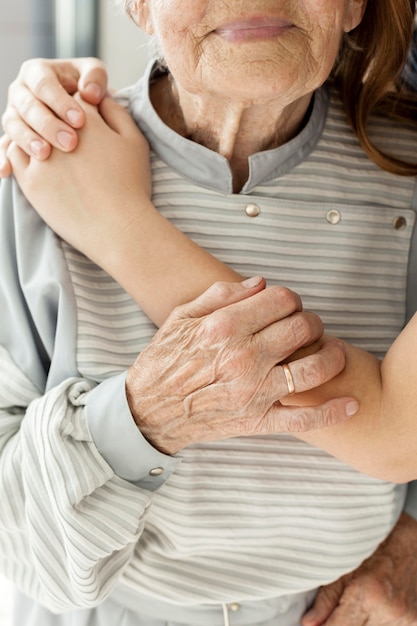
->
xmin=324 ymin=84 xmax=417 ymax=166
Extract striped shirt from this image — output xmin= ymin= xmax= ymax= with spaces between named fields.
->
xmin=0 ymin=61 xmax=416 ymax=619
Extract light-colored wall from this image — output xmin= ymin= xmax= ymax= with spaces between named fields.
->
xmin=0 ymin=0 xmax=53 ymax=116
xmin=98 ymin=0 xmax=151 ymax=90
xmin=0 ymin=0 xmax=150 ymax=123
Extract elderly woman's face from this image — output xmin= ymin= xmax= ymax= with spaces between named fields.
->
xmin=135 ymin=0 xmax=367 ymax=104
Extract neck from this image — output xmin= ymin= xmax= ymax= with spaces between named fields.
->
xmin=151 ymin=75 xmax=313 ymax=192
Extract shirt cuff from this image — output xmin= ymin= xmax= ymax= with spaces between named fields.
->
xmin=85 ymin=371 xmax=180 ymax=490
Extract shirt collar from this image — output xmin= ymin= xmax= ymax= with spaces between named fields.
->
xmin=119 ymin=60 xmax=329 ymax=195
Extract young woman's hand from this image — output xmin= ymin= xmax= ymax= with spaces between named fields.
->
xmin=8 ymin=93 xmax=152 ymax=267
xmin=0 ymin=57 xmax=108 ymax=176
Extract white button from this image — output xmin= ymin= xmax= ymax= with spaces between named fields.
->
xmin=326 ymin=209 xmax=341 ymax=225
xmin=229 ymin=603 xmax=240 ymax=612
xmin=149 ymin=467 xmax=164 ymax=476
xmin=245 ymin=203 xmax=261 ymax=217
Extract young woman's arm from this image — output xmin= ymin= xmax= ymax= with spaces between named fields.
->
xmin=285 ymin=328 xmax=417 ymax=482
xmin=7 ymin=94 xmax=241 ymax=326
xmin=7 ymin=90 xmax=417 ymax=483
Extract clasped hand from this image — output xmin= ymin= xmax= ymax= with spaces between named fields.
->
xmin=126 ymin=279 xmax=352 ymax=454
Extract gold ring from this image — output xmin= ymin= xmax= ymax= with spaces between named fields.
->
xmin=282 ymin=363 xmax=295 ymax=396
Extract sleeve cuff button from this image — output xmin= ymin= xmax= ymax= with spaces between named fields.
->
xmin=149 ymin=467 xmax=164 ymax=476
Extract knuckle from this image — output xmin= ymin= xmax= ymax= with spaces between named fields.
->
xmin=19 ymin=95 xmax=39 ymax=119
xmin=288 ymin=405 xmax=338 ymax=432
xmin=32 ymin=74 xmax=53 ymax=98
xmin=285 ymin=408 xmax=315 ymax=432
xmin=271 ymin=285 xmax=298 ymax=310
xmin=21 ymin=58 xmax=44 ymax=75
xmin=289 ymin=313 xmax=313 ymax=345
xmin=209 ymin=280 xmax=236 ymax=300
xmin=201 ymin=310 xmax=234 ymax=342
xmin=320 ymin=405 xmax=343 ymax=429
xmin=300 ymin=362 xmax=324 ymax=389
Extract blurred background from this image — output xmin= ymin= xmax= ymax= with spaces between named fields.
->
xmin=0 ymin=0 xmax=150 ymax=114
xmin=0 ymin=5 xmax=150 ymax=623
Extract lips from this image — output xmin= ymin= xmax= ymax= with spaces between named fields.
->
xmin=215 ymin=16 xmax=294 ymax=42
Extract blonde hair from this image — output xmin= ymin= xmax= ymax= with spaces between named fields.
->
xmin=117 ymin=0 xmax=417 ymax=175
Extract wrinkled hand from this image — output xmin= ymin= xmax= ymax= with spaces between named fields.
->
xmin=302 ymin=513 xmax=417 ymax=626
xmin=6 ymin=94 xmax=152 ymax=268
xmin=0 ymin=56 xmax=108 ymax=176
xmin=126 ymin=280 xmax=356 ymax=455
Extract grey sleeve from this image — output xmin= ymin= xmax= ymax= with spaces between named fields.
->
xmin=0 ymin=178 xmax=179 ymax=492
xmin=86 ymin=373 xmax=180 ymax=491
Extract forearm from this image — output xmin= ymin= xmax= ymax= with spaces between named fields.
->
xmin=5 ymin=94 xmax=241 ymax=327
xmin=105 ymin=199 xmax=241 ymax=326
xmin=285 ymin=317 xmax=417 ymax=483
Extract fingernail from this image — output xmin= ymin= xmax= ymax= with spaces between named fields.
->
xmin=57 ymin=130 xmax=74 ymax=149
xmin=84 ymin=82 xmax=102 ymax=100
xmin=241 ymin=276 xmax=263 ymax=288
xmin=66 ymin=108 xmax=82 ymax=126
xmin=346 ymin=400 xmax=359 ymax=416
xmin=30 ymin=139 xmax=46 ymax=156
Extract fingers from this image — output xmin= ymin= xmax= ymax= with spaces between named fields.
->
xmin=18 ymin=57 xmax=107 ymax=111
xmin=99 ymin=95 xmax=146 ymax=138
xmin=10 ymin=59 xmax=86 ymax=125
xmin=2 ymin=57 xmax=108 ymax=160
xmin=171 ymin=277 xmax=267 ymax=320
xmin=258 ymin=310 xmax=323 ymax=360
xmin=305 ymin=597 xmax=368 ymax=626
xmin=2 ymin=98 xmax=72 ymax=159
xmin=4 ymin=78 xmax=81 ymax=158
xmin=302 ymin=581 xmax=346 ymax=626
xmin=181 ymin=283 xmax=304 ymax=336
xmin=281 ymin=339 xmax=347 ymax=397
xmin=76 ymin=57 xmax=108 ymax=104
xmin=267 ymin=396 xmax=357 ymax=433
xmin=174 ymin=282 xmax=322 ymax=369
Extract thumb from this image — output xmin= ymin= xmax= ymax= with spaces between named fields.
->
xmin=99 ymin=95 xmax=149 ymax=147
xmin=302 ymin=579 xmax=346 ymax=626
xmin=173 ymin=277 xmax=266 ymax=320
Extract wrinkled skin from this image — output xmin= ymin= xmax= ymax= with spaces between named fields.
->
xmin=126 ymin=280 xmax=350 ymax=454
xmin=302 ymin=513 xmax=417 ymax=626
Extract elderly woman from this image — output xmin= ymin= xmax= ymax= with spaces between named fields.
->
xmin=1 ymin=1 xmax=417 ymax=625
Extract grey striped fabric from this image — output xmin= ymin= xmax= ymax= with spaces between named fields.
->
xmin=0 ymin=81 xmax=415 ymax=614
xmin=59 ymin=90 xmax=414 ymax=604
